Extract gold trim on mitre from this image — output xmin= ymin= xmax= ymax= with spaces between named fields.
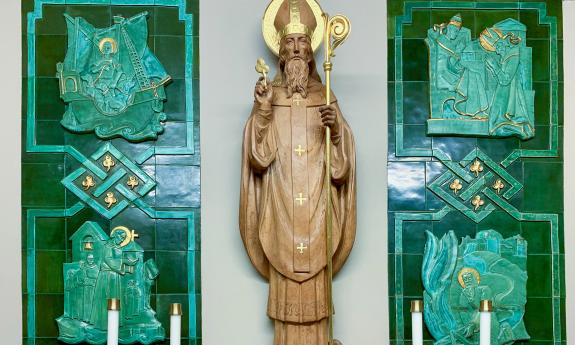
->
xmin=262 ymin=0 xmax=325 ymax=56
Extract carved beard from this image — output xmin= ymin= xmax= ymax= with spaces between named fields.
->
xmin=284 ymin=57 xmax=309 ymax=98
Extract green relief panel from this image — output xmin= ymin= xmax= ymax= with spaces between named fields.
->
xmin=426 ymin=16 xmax=535 ymax=140
xmin=57 ymin=222 xmax=164 ymax=344
xmin=58 ymin=12 xmax=170 ymax=142
xmin=22 ymin=1 xmax=201 ymax=344
xmin=388 ymin=1 xmax=563 ymax=345
xmin=423 ymin=230 xmax=528 ymax=344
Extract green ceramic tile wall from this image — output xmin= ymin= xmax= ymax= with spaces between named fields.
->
xmin=388 ymin=1 xmax=564 ymax=344
xmin=21 ymin=1 xmax=201 ymax=344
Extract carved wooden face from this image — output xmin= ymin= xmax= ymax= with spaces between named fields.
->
xmin=280 ymin=33 xmax=313 ymax=63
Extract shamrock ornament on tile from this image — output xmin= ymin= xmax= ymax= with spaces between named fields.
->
xmin=472 ymin=195 xmax=485 ymax=211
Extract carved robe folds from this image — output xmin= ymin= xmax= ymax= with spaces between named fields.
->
xmin=240 ymin=80 xmax=356 ymax=343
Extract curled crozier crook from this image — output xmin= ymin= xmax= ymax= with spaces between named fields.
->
xmin=324 ymin=14 xmax=351 ymax=58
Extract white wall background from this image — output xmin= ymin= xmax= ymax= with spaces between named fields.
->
xmin=0 ymin=1 xmax=572 ymax=344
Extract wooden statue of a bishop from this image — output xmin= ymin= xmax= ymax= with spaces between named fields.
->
xmin=239 ymin=0 xmax=356 ymax=344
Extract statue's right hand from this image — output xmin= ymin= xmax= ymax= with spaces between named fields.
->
xmin=254 ymin=77 xmax=273 ymax=107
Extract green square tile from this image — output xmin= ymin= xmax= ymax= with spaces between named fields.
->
xmin=533 ymin=82 xmax=550 ymax=126
xmin=35 ymin=217 xmax=66 ymax=250
xmin=521 ymin=126 xmax=549 ymax=151
xmin=403 ymin=9 xmax=431 ymax=39
xmin=388 ymin=212 xmax=396 ymax=253
xmin=64 ymin=132 xmax=104 ymax=156
xmin=402 ymin=39 xmax=429 ymax=81
xmin=432 ymin=211 xmax=476 ymax=240
xmin=186 ymin=0 xmax=199 ymax=15
xmin=474 ymin=10 xmax=519 ymax=38
xmin=403 ymin=221 xmax=431 ymax=255
xmin=558 ymin=82 xmax=563 ymax=126
xmin=22 ymin=0 xmax=35 ymax=33
xmin=156 ymin=251 xmax=188 ymax=294
xmin=36 ymin=250 xmax=65 ymax=293
xmin=36 ymin=5 xmax=67 ymax=35
xmin=110 ymin=138 xmax=154 ymax=163
xmin=35 ymin=78 xmax=65 ymax=120
xmin=521 ymin=221 xmax=551 ymax=254
xmin=403 ymin=254 xmax=424 ymax=297
xmin=523 ymin=162 xmax=563 ymax=213
xmin=519 ymin=10 xmax=549 ymax=39
xmin=22 ymin=293 xmax=28 ymax=337
xmin=155 ymin=6 xmax=185 ymax=36
xmin=558 ymin=40 xmax=563 ymax=82
xmin=156 ymin=219 xmax=188 ymax=251
xmin=388 ymin=254 xmax=396 ymax=295
xmin=388 ymin=39 xmax=395 ymax=81
xmin=65 ymin=5 xmax=111 ymax=28
xmin=35 ymin=294 xmax=63 ymax=337
xmin=388 ymin=83 xmax=396 ymax=123
xmin=523 ymin=297 xmax=554 ymax=340
xmin=36 ymin=120 xmax=65 ymax=146
xmin=477 ymin=136 xmax=519 ymax=162
xmin=388 ymin=162 xmax=426 ymax=211
xmin=478 ymin=211 xmax=520 ymax=237
xmin=155 ymin=36 xmax=186 ymax=79
xmin=22 ymin=163 xmax=66 ymax=207
xmin=66 ymin=207 xmax=109 ymax=240
xmin=404 ymin=125 xmax=431 ymax=150
xmin=526 ymin=254 xmax=552 ymax=297
xmin=528 ymin=39 xmax=550 ymax=82
xmin=403 ymin=82 xmax=429 ymax=124
xmin=164 ymin=79 xmax=186 ymax=121
xmin=35 ymin=35 xmax=66 ymax=77
xmin=155 ymin=165 xmax=200 ymax=208
xmin=193 ymin=36 xmax=199 ymax=79
xmin=432 ymin=137 xmax=477 ymax=161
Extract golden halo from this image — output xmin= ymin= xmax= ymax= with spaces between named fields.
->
xmin=98 ymin=37 xmax=118 ymax=54
xmin=262 ymin=0 xmax=325 ymax=56
xmin=458 ymin=267 xmax=481 ymax=288
xmin=110 ymin=226 xmax=133 ymax=247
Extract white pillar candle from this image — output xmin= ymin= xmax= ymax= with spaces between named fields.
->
xmin=480 ymin=300 xmax=492 ymax=345
xmin=411 ymin=300 xmax=423 ymax=345
xmin=107 ymin=298 xmax=120 ymax=345
xmin=170 ymin=303 xmax=183 ymax=345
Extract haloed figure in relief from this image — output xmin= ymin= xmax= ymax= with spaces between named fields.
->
xmin=239 ymin=1 xmax=356 ymax=344
xmin=426 ymin=15 xmax=535 ymax=139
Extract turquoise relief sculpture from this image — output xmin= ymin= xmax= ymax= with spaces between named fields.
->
xmin=57 ymin=12 xmax=171 ymax=141
xmin=426 ymin=15 xmax=535 ymax=140
xmin=57 ymin=222 xmax=165 ymax=344
xmin=423 ymin=230 xmax=529 ymax=344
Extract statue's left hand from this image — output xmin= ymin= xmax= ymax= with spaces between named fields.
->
xmin=319 ymin=105 xmax=339 ymax=134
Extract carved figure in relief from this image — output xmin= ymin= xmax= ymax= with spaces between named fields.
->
xmin=56 ymin=222 xmax=164 ymax=344
xmin=239 ymin=1 xmax=356 ymax=344
xmin=423 ymin=230 xmax=529 ymax=345
xmin=76 ymin=254 xmax=99 ymax=322
xmin=481 ymin=27 xmax=535 ymax=138
xmin=57 ymin=12 xmax=171 ymax=141
xmin=90 ymin=230 xmax=128 ymax=329
xmin=426 ymin=16 xmax=535 ymax=139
